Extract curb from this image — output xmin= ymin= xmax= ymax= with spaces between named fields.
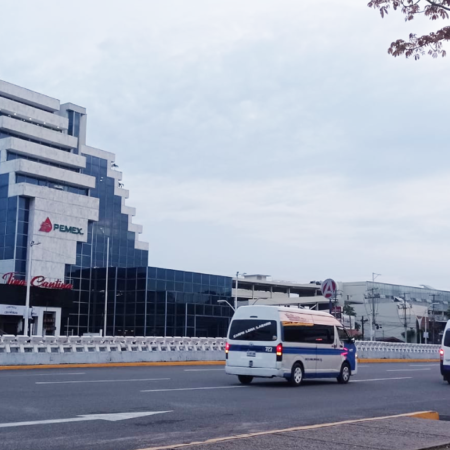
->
xmin=136 ymin=411 xmax=440 ymax=450
xmin=0 ymin=361 xmax=226 ymax=371
xmin=0 ymin=358 xmax=440 ymax=370
xmin=359 ymin=359 xmax=439 ymax=363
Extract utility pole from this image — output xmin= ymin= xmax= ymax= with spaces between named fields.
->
xmin=234 ymin=271 xmax=239 ymax=311
xmin=403 ymin=296 xmax=408 ymax=343
xmin=361 ymin=316 xmax=368 ymax=340
xmin=431 ymin=295 xmax=436 ymax=344
xmin=369 ymin=273 xmax=381 ymax=341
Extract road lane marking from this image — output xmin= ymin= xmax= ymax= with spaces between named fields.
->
xmin=409 ymin=364 xmax=438 ymax=366
xmin=184 ymin=369 xmax=225 ymax=372
xmin=351 ymin=377 xmax=412 ymax=382
xmin=0 ymin=372 xmax=86 ymax=377
xmin=36 ymin=378 xmax=170 ymax=385
xmin=142 ymin=386 xmax=247 ymax=393
xmin=387 ymin=369 xmax=431 ymax=372
xmin=0 ymin=411 xmax=172 ymax=429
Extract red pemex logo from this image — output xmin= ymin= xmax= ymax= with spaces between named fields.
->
xmin=39 ymin=217 xmax=53 ymax=233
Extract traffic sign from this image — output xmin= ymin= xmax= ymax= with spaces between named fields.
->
xmin=321 ymin=279 xmax=337 ymax=299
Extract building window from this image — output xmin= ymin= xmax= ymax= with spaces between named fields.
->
xmin=15 ymin=174 xmax=88 ymax=196
xmin=68 ymin=111 xmax=82 ymax=138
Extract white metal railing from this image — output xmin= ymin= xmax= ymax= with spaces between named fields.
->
xmin=355 ymin=340 xmax=440 ymax=355
xmin=0 ymin=335 xmax=441 ymax=356
xmin=0 ymin=335 xmax=226 ymax=354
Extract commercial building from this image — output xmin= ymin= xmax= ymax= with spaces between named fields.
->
xmin=337 ymin=281 xmax=450 ymax=344
xmin=0 ymin=79 xmax=234 ymax=337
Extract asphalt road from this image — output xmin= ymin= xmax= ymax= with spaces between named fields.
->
xmin=0 ymin=362 xmax=448 ymax=450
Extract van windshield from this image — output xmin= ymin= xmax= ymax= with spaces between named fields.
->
xmin=229 ymin=320 xmax=277 ymax=341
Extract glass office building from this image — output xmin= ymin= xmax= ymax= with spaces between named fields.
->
xmin=67 ymin=266 xmax=233 ymax=337
xmin=0 ymin=79 xmax=234 ymax=337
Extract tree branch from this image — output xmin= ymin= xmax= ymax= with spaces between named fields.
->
xmin=425 ymin=0 xmax=450 ymax=12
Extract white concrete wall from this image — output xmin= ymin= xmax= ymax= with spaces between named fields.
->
xmin=0 ymin=159 xmax=95 ymax=188
xmin=0 ymin=80 xmax=60 ymax=112
xmin=0 ymin=137 xmax=85 ymax=168
xmin=6 ymin=183 xmax=100 ymax=281
xmin=0 ymin=96 xmax=67 ymax=131
xmin=0 ymin=116 xmax=77 ymax=149
xmin=0 ymin=350 xmax=225 ymax=366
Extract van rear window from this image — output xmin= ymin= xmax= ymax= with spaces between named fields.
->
xmin=444 ymin=330 xmax=450 ymax=347
xmin=229 ymin=320 xmax=277 ymax=341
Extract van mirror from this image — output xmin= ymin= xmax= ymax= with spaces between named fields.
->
xmin=347 ymin=337 xmax=355 ymax=344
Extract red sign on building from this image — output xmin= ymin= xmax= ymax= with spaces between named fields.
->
xmin=2 ymin=273 xmax=73 ymax=290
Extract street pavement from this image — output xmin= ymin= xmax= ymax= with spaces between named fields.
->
xmin=0 ymin=362 xmax=448 ymax=450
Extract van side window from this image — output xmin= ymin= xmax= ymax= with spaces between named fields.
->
xmin=337 ymin=327 xmax=349 ymax=343
xmin=314 ymin=325 xmax=335 ymax=344
xmin=444 ymin=330 xmax=450 ymax=347
xmin=283 ymin=324 xmax=334 ymax=344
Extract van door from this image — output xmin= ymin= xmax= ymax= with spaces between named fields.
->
xmin=282 ymin=325 xmax=317 ymax=376
xmin=315 ymin=324 xmax=340 ymax=375
xmin=227 ymin=319 xmax=278 ymax=369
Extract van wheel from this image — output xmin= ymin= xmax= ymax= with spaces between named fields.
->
xmin=288 ymin=363 xmax=304 ymax=386
xmin=337 ymin=362 xmax=351 ymax=384
xmin=447 ymin=378 xmax=450 ymax=385
xmin=238 ymin=375 xmax=253 ymax=385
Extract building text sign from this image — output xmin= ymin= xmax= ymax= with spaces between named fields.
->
xmin=0 ymin=304 xmax=25 ymax=316
xmin=39 ymin=217 xmax=83 ymax=236
xmin=2 ymin=273 xmax=73 ymax=290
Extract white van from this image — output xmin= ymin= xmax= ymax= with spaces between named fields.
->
xmin=440 ymin=320 xmax=450 ymax=384
xmin=225 ymin=305 xmax=357 ymax=386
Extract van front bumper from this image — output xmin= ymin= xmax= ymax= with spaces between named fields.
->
xmin=225 ymin=365 xmax=285 ymax=378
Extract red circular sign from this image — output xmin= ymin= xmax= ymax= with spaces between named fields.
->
xmin=321 ymin=279 xmax=337 ymax=299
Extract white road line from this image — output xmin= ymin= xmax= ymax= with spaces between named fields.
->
xmin=0 ymin=372 xmax=85 ymax=377
xmin=387 ymin=369 xmax=431 ymax=372
xmin=0 ymin=411 xmax=171 ymax=429
xmin=352 ymin=377 xmax=412 ymax=382
xmin=142 ymin=386 xmax=247 ymax=393
xmin=184 ymin=369 xmax=225 ymax=372
xmin=36 ymin=378 xmax=170 ymax=385
xmin=409 ymin=364 xmax=439 ymax=366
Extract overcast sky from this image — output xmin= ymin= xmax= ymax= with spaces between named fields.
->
xmin=1 ymin=1 xmax=449 ymax=288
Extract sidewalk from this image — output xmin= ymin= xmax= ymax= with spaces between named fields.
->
xmin=141 ymin=414 xmax=450 ymax=450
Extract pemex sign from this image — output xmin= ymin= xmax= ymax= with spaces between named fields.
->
xmin=39 ymin=217 xmax=83 ymax=236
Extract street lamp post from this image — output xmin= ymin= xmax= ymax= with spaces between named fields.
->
xmin=218 ymin=299 xmax=235 ymax=311
xmin=370 ymin=273 xmax=381 ymax=341
xmin=99 ymin=227 xmax=110 ymax=337
xmin=429 ymin=301 xmax=440 ymax=344
xmin=24 ymin=240 xmax=40 ymax=336
xmin=234 ymin=272 xmax=246 ymax=310
xmin=234 ymin=272 xmax=239 ymax=311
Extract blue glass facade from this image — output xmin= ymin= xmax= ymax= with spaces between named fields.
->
xmin=66 ymin=266 xmax=233 ymax=337
xmin=63 ymin=152 xmax=234 ymax=337
xmin=0 ymin=82 xmax=235 ymax=338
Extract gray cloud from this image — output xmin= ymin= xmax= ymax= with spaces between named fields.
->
xmin=1 ymin=0 xmax=449 ymax=287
